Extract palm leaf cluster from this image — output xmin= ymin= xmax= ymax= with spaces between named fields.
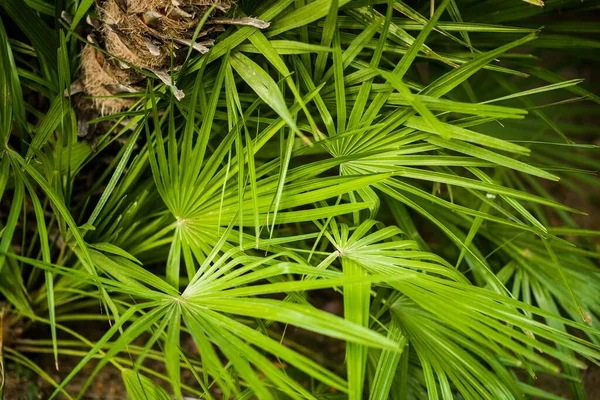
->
xmin=0 ymin=0 xmax=599 ymax=399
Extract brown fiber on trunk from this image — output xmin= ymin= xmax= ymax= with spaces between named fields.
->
xmin=77 ymin=0 xmax=266 ymax=115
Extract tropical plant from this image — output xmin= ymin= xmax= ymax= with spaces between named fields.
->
xmin=0 ymin=0 xmax=599 ymax=399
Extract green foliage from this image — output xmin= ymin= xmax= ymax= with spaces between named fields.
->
xmin=0 ymin=0 xmax=599 ymax=399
